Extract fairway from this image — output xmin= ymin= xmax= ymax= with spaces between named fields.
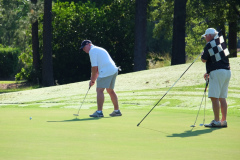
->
xmin=0 ymin=58 xmax=240 ymax=160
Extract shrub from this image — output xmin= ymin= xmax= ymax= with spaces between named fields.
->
xmin=0 ymin=47 xmax=21 ymax=79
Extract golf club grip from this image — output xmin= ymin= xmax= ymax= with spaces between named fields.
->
xmin=204 ymin=79 xmax=209 ymax=92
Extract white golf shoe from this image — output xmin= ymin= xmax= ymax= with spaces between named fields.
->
xmin=204 ymin=120 xmax=221 ymax=127
xmin=221 ymin=120 xmax=227 ymax=127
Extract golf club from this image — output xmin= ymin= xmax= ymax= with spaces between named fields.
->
xmin=73 ymin=86 xmax=91 ymax=117
xmin=199 ymin=79 xmax=209 ymax=126
xmin=137 ymin=53 xmax=202 ymax=127
xmin=191 ymin=79 xmax=209 ymax=127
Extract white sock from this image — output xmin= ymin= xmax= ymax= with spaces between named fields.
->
xmin=114 ymin=110 xmax=119 ymax=112
xmin=97 ymin=110 xmax=102 ymax=113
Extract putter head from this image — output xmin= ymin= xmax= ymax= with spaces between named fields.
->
xmin=199 ymin=124 xmax=204 ymax=126
xmin=190 ymin=125 xmax=196 ymax=127
xmin=73 ymin=114 xmax=79 ymax=116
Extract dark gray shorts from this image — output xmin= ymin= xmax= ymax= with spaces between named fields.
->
xmin=97 ymin=72 xmax=118 ymax=89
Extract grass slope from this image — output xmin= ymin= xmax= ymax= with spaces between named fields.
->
xmin=0 ymin=57 xmax=240 ymax=160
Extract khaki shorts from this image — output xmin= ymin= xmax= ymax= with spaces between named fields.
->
xmin=208 ymin=69 xmax=231 ymax=98
xmin=97 ymin=72 xmax=118 ymax=89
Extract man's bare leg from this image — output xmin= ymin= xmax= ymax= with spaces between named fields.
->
xmin=106 ymin=88 xmax=119 ymax=110
xmin=219 ymin=98 xmax=227 ymax=121
xmin=210 ymin=97 xmax=220 ymax=121
xmin=97 ymin=88 xmax=105 ymax=111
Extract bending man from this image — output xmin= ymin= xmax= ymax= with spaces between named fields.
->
xmin=80 ymin=40 xmax=122 ymax=117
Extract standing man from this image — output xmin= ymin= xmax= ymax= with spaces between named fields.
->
xmin=80 ymin=40 xmax=122 ymax=117
xmin=201 ymin=28 xmax=231 ymax=127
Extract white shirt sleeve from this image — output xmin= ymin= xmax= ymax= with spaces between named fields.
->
xmin=89 ymin=49 xmax=98 ymax=67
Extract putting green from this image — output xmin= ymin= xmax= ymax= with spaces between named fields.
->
xmin=0 ymin=108 xmax=240 ymax=160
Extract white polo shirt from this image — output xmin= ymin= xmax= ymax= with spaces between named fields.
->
xmin=89 ymin=45 xmax=118 ymax=78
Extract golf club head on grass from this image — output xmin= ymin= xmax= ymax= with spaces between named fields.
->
xmin=190 ymin=125 xmax=196 ymax=127
xmin=72 ymin=86 xmax=91 ymax=117
xmin=199 ymin=124 xmax=204 ymax=126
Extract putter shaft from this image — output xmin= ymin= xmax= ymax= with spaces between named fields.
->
xmin=73 ymin=86 xmax=91 ymax=116
xmin=191 ymin=79 xmax=209 ymax=127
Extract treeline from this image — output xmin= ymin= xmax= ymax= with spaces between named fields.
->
xmin=0 ymin=0 xmax=239 ymax=86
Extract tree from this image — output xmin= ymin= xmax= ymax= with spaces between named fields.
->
xmin=133 ymin=0 xmax=148 ymax=71
xmin=49 ymin=0 xmax=135 ymax=84
xmin=150 ymin=0 xmax=240 ymax=60
xmin=228 ymin=1 xmax=239 ymax=57
xmin=0 ymin=0 xmax=30 ymax=49
xmin=149 ymin=0 xmax=174 ymax=55
xmin=171 ymin=0 xmax=187 ymax=65
xmin=228 ymin=15 xmax=238 ymax=57
xmin=31 ymin=0 xmax=41 ymax=83
xmin=196 ymin=0 xmax=239 ymax=57
xmin=42 ymin=0 xmax=54 ymax=86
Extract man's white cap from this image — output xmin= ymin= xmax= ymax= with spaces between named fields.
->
xmin=201 ymin=28 xmax=218 ymax=37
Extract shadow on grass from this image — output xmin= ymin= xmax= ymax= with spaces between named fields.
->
xmin=167 ymin=127 xmax=222 ymax=138
xmin=138 ymin=126 xmax=170 ymax=135
xmin=138 ymin=126 xmax=223 ymax=137
xmin=47 ymin=117 xmax=111 ymax=122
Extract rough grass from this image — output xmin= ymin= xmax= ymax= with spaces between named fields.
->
xmin=0 ymin=57 xmax=239 ymax=110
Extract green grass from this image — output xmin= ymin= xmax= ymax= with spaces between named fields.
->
xmin=0 ymin=108 xmax=240 ymax=160
xmin=0 ymin=81 xmax=16 ymax=84
xmin=0 ymin=85 xmax=39 ymax=94
xmin=0 ymin=80 xmax=25 ymax=84
xmin=0 ymin=80 xmax=39 ymax=94
xmin=147 ymin=52 xmax=202 ymax=69
xmin=0 ymin=57 xmax=240 ymax=159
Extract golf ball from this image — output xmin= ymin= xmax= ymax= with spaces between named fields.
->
xmin=30 ymin=117 xmax=32 ymax=120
